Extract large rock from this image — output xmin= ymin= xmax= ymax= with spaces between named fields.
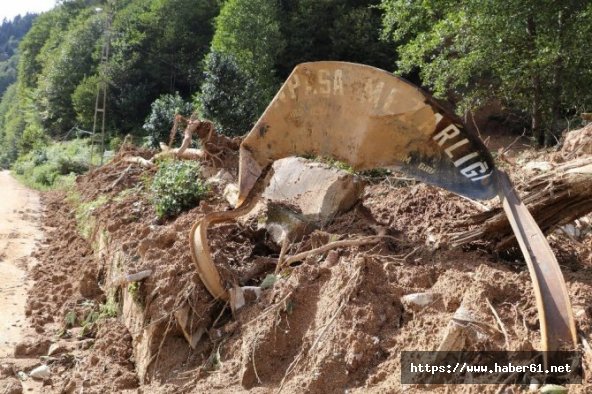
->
xmin=261 ymin=157 xmax=364 ymax=243
xmin=264 ymin=157 xmax=363 ymax=220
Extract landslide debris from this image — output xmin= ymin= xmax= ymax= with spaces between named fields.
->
xmin=20 ymin=146 xmax=592 ymax=393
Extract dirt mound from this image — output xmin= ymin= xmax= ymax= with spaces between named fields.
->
xmin=0 ymin=363 xmax=23 ymax=394
xmin=76 ymin=146 xmax=155 ymax=202
xmin=57 ymin=319 xmax=138 ymax=393
xmin=20 ymin=146 xmax=592 ymax=393
xmin=26 ymin=191 xmax=99 ymax=337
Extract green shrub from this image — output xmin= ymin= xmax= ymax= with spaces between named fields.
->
xmin=143 ymin=92 xmax=193 ymax=148
xmin=109 ymin=136 xmax=123 ymax=151
xmin=151 ymin=160 xmax=207 ymax=218
xmin=56 ymin=156 xmax=89 ymax=175
xmin=11 ymin=139 xmax=96 ymax=190
xmin=32 ymin=163 xmax=59 ymax=186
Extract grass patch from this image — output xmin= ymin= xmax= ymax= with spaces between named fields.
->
xmin=302 ymin=154 xmax=392 ymax=179
xmin=127 ymin=281 xmax=142 ymax=305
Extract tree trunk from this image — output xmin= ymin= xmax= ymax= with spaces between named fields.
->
xmin=450 ymin=157 xmax=592 ymax=250
xmin=527 ymin=16 xmax=545 ymax=146
xmin=532 ymin=76 xmax=545 ymax=146
xmin=547 ymin=11 xmax=565 ymax=147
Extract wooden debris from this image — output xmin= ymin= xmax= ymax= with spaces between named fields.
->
xmin=451 ymin=157 xmax=592 ymax=250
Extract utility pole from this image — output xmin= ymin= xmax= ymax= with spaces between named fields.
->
xmin=90 ymin=4 xmax=113 ymax=166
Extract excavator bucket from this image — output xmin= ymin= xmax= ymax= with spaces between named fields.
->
xmin=238 ymin=62 xmax=496 ymax=205
xmin=191 ymin=62 xmax=576 ymax=355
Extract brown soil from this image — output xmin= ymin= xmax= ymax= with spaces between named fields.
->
xmin=0 ymin=171 xmax=43 ymax=393
xmin=12 ymin=146 xmax=592 ymax=393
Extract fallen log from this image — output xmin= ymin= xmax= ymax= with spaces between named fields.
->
xmin=451 ymin=156 xmax=592 ymax=250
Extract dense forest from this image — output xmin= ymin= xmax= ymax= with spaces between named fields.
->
xmin=0 ymin=14 xmax=37 ymax=97
xmin=0 ymin=0 xmax=591 ymax=170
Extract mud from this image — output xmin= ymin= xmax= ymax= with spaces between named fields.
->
xmin=12 ymin=146 xmax=592 ymax=393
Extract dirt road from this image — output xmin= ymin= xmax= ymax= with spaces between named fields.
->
xmin=0 ymin=170 xmax=42 ymax=358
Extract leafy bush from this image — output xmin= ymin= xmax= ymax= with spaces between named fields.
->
xmin=143 ymin=92 xmax=193 ymax=148
xmin=32 ymin=163 xmax=59 ymax=186
xmin=109 ymin=136 xmax=123 ymax=151
xmin=151 ymin=160 xmax=207 ymax=218
xmin=12 ymin=138 xmax=95 ymax=189
xmin=56 ymin=156 xmax=89 ymax=175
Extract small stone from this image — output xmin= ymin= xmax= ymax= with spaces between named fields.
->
xmin=540 ymin=384 xmax=567 ymax=394
xmin=223 ymin=184 xmax=239 ymax=207
xmin=401 ymin=292 xmax=441 ymax=311
xmin=524 ymin=161 xmax=552 ymax=172
xmin=560 ymin=223 xmax=580 ymax=238
xmin=528 ymin=377 xmax=541 ymax=392
xmin=207 ymin=169 xmax=234 ymax=186
xmin=29 ymin=365 xmax=50 ymax=380
xmin=47 ymin=342 xmax=72 ymax=356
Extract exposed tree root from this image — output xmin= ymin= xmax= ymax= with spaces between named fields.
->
xmin=169 ymin=114 xmax=240 ymax=168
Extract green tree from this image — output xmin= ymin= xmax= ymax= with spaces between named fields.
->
xmin=106 ymin=0 xmax=219 ymax=133
xmin=210 ymin=0 xmax=285 ymax=112
xmin=0 ymin=84 xmax=19 ymax=167
xmin=0 ymin=13 xmax=37 ymax=96
xmin=0 ymin=55 xmax=18 ymax=94
xmin=0 ymin=1 xmax=98 ymax=165
xmin=18 ymin=2 xmax=88 ymax=91
xmin=72 ymin=74 xmax=101 ymax=129
xmin=381 ymin=0 xmax=592 ymax=145
xmin=196 ymin=51 xmax=261 ymax=136
xmin=36 ymin=11 xmax=103 ymax=136
xmin=277 ymin=0 xmax=396 ymax=77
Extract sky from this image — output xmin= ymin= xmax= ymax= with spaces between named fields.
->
xmin=0 ymin=0 xmax=56 ymax=22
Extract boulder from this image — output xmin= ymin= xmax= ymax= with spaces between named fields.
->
xmin=261 ymin=157 xmax=364 ymax=243
xmin=263 ymin=157 xmax=363 ymax=221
